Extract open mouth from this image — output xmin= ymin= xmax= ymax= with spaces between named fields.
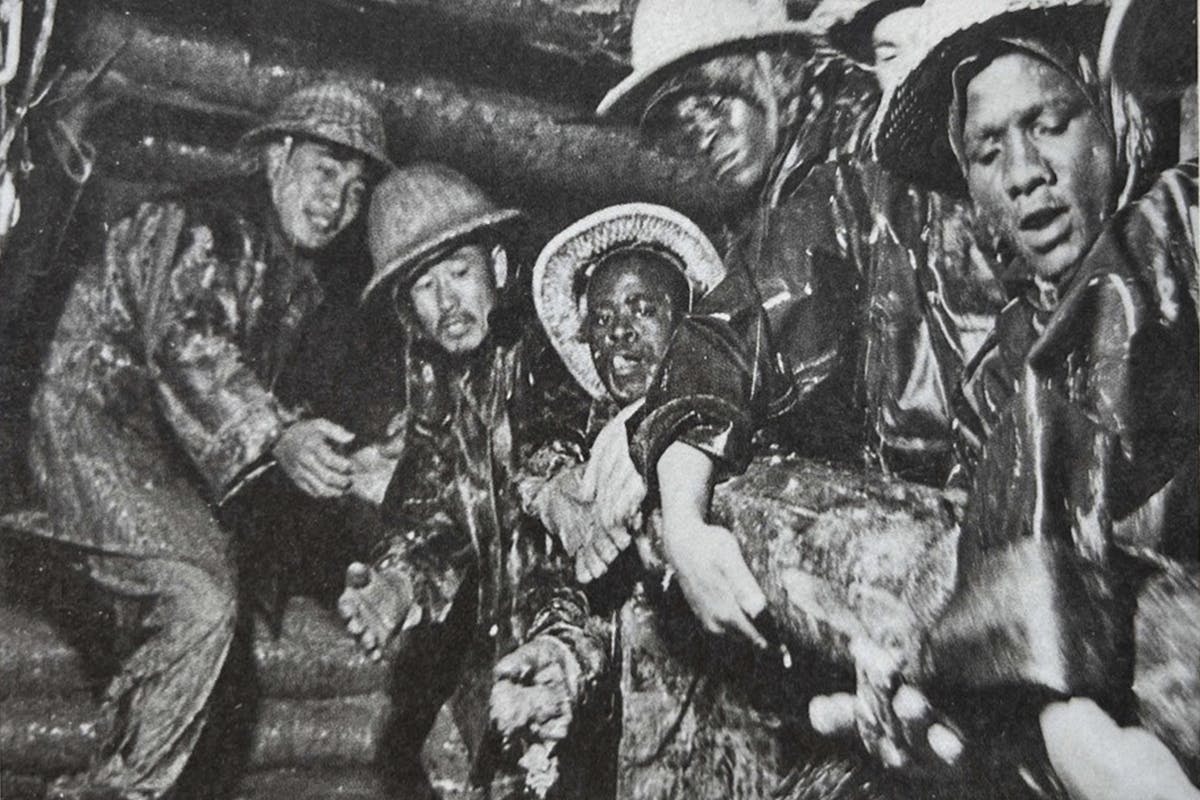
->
xmin=305 ymin=208 xmax=338 ymax=234
xmin=609 ymin=352 xmax=645 ymax=377
xmin=1018 ymin=205 xmax=1071 ymax=252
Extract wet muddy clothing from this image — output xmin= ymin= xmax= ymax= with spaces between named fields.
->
xmin=631 ymin=158 xmax=1004 ymax=487
xmin=933 ymin=162 xmax=1200 ymax=700
xmin=369 ymin=322 xmax=591 ymax=793
xmin=27 ymin=186 xmax=341 ymax=798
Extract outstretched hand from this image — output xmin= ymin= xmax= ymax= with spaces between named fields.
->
xmin=491 ymin=636 xmax=583 ymax=747
xmin=656 ymin=441 xmax=768 ymax=648
xmin=336 ymin=560 xmax=415 ymax=661
xmin=809 ymin=641 xmax=964 ymax=778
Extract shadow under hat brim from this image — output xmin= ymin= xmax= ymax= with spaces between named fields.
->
xmin=595 ymin=22 xmax=824 ymax=118
xmin=238 ymin=123 xmax=396 ymax=171
xmin=873 ymin=0 xmax=1106 ymax=192
xmin=825 ymin=0 xmax=922 ymax=64
xmin=533 ymin=203 xmax=726 ymax=400
xmin=361 ymin=209 xmax=525 ymax=302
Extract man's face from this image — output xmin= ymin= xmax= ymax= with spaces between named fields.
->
xmin=409 ymin=243 xmax=497 ymax=355
xmin=584 ymin=253 xmax=685 ymax=405
xmin=962 ymin=52 xmax=1116 ymax=283
xmin=268 ymin=139 xmax=368 ymax=251
xmin=647 ymin=90 xmax=775 ymax=192
xmin=871 ymin=6 xmax=924 ymax=93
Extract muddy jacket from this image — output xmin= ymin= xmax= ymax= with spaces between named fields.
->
xmin=931 ymin=162 xmax=1200 ymax=696
xmin=631 ymin=158 xmax=1004 ymax=487
xmin=30 ymin=184 xmax=334 ymax=558
xmin=372 ymin=321 xmax=591 ymax=778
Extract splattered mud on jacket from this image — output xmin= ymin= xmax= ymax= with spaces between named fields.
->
xmin=370 ymin=325 xmax=593 ymax=794
xmin=941 ymin=162 xmax=1200 ymax=779
xmin=632 ymin=158 xmax=1005 ymax=488
xmin=30 ymin=193 xmax=325 ymax=558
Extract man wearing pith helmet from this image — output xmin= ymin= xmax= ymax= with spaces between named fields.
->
xmin=28 ymin=81 xmax=389 ymax=800
xmin=839 ymin=0 xmax=1199 ymax=793
xmin=336 ymin=163 xmax=590 ymax=795
xmin=592 ymin=0 xmax=1005 ymax=683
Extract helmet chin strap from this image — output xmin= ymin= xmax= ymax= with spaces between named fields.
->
xmin=491 ymin=244 xmax=509 ymax=290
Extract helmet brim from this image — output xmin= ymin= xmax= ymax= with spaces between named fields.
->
xmin=361 ymin=209 xmax=525 ymax=302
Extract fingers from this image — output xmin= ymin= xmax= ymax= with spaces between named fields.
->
xmin=810 ymin=693 xmax=857 ymax=736
xmin=725 ymin=605 xmax=768 ymax=650
xmin=312 ymin=419 xmax=355 ymax=445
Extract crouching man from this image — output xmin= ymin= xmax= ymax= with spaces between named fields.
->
xmin=27 ymin=82 xmax=390 ymax=800
xmin=336 ymin=163 xmax=591 ymax=796
xmin=490 ymin=204 xmax=888 ymax=800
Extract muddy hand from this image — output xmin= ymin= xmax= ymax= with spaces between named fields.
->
xmin=809 ymin=643 xmax=964 ymax=777
xmin=491 ymin=637 xmax=582 ymax=746
xmin=337 ymin=560 xmax=414 ymax=661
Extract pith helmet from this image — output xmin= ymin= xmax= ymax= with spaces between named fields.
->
xmin=533 ymin=203 xmax=726 ymax=400
xmin=363 ymin=163 xmax=524 ymax=300
xmin=241 ymin=81 xmax=393 ymax=170
xmin=595 ymin=0 xmax=822 ymax=118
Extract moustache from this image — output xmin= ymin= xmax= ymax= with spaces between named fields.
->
xmin=438 ymin=311 xmax=477 ymax=333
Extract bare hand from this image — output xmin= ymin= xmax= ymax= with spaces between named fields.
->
xmin=581 ymin=400 xmax=646 ymax=533
xmin=809 ymin=642 xmax=964 ymax=777
xmin=348 ymin=444 xmax=398 ymax=506
xmin=337 ymin=560 xmax=414 ymax=661
xmin=1040 ymin=699 xmax=1200 ymax=800
xmin=274 ymin=419 xmax=355 ymax=498
xmin=662 ymin=518 xmax=768 ymax=648
xmin=491 ymin=637 xmax=582 ymax=746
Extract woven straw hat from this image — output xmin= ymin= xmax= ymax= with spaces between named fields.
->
xmin=872 ymin=0 xmax=1107 ymax=189
xmin=363 ymin=163 xmax=523 ymax=300
xmin=595 ymin=0 xmax=822 ymax=118
xmin=1099 ymin=0 xmax=1196 ymax=101
xmin=533 ymin=203 xmax=726 ymax=399
xmin=241 ymin=82 xmax=393 ymax=169
xmin=809 ymin=0 xmax=923 ymax=63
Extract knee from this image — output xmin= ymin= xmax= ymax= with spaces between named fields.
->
xmin=152 ymin=561 xmax=237 ymax=640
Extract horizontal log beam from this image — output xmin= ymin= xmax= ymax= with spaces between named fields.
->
xmin=70 ymin=6 xmax=741 ymax=225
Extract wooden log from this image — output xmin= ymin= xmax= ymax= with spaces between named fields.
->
xmin=254 ymin=597 xmax=390 ymax=700
xmin=0 ymin=593 xmax=387 ymax=700
xmin=0 ymin=603 xmax=94 ymax=700
xmin=712 ymin=454 xmax=959 ymax=680
xmin=0 ymin=694 xmax=392 ymax=774
xmin=0 ymin=695 xmax=103 ymax=774
xmin=248 ymin=694 xmax=392 ymax=769
xmin=235 ymin=768 xmax=391 ymax=800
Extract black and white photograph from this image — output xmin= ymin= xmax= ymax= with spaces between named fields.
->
xmin=0 ymin=0 xmax=1196 ymax=797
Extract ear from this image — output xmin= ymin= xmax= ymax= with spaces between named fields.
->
xmin=491 ymin=244 xmax=508 ymax=290
xmin=263 ymin=137 xmax=293 ymax=186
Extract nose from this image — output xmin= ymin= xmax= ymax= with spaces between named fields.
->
xmin=606 ymin=315 xmax=638 ymax=345
xmin=1004 ymin=134 xmax=1054 ymax=199
xmin=433 ymin=279 xmax=459 ymax=312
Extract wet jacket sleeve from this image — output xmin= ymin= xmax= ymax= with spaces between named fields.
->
xmin=113 ymin=201 xmax=293 ymax=500
xmin=929 ymin=163 xmax=1200 ymax=696
xmin=630 ymin=161 xmax=872 ymax=483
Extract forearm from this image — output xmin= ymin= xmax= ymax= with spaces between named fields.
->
xmin=657 ymin=441 xmax=715 ymax=539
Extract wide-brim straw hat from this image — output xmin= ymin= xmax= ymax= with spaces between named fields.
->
xmin=809 ymin=0 xmax=922 ymax=64
xmin=240 ymin=81 xmax=394 ymax=170
xmin=363 ymin=163 xmax=524 ymax=300
xmin=533 ymin=203 xmax=726 ymax=400
xmin=595 ymin=0 xmax=822 ymax=118
xmin=872 ymin=0 xmax=1108 ymax=191
xmin=1099 ymin=0 xmax=1196 ymax=101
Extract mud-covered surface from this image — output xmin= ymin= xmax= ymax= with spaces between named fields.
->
xmin=714 ymin=454 xmax=960 ymax=679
